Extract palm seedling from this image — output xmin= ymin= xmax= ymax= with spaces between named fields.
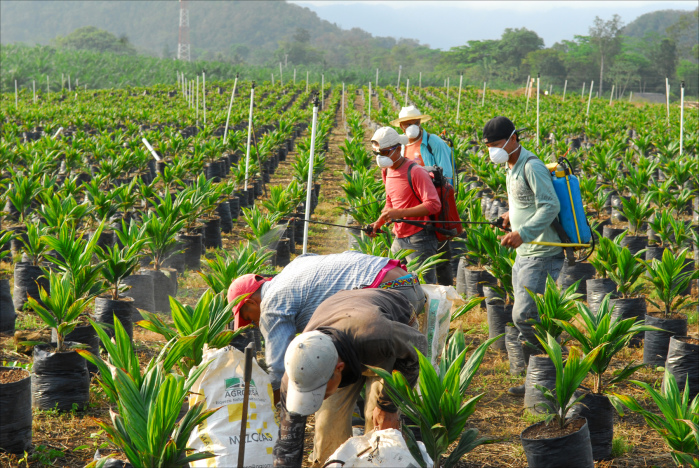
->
xmin=620 ymin=194 xmax=654 ymax=236
xmin=610 ymin=370 xmax=699 ymax=467
xmin=5 ymin=170 xmax=43 ymax=224
xmin=477 ymin=227 xmax=516 ymax=303
xmin=97 ymin=232 xmax=146 ymax=301
xmin=37 ymin=192 xmax=92 ymax=232
xmin=242 ymin=205 xmax=282 ymax=245
xmin=198 ymin=242 xmax=275 ymax=294
xmin=607 ymin=245 xmax=646 ymax=299
xmin=529 ymin=276 xmax=583 ymax=344
xmin=558 ymin=295 xmax=661 ymax=394
xmin=43 ymin=222 xmax=107 ymax=300
xmin=140 ymin=210 xmax=186 ymax=271
xmin=25 ymin=270 xmax=90 ymax=352
xmin=642 ymin=248 xmax=699 ymax=319
xmin=20 ymin=222 xmax=50 ymax=266
xmin=371 ymin=331 xmax=502 ymax=468
xmin=533 ymin=333 xmax=602 ymax=429
xmin=589 ymin=236 xmax=619 ymax=279
xmin=138 ymin=290 xmax=249 ymax=376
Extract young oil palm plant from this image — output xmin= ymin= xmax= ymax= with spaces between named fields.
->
xmin=610 ymin=370 xmax=699 ymax=467
xmin=557 ymin=295 xmax=660 ymax=394
xmin=642 ymin=248 xmax=699 ymax=319
xmin=533 ymin=333 xmax=602 ymax=429
xmin=529 ymin=276 xmax=583 ymax=343
xmin=97 ymin=232 xmax=146 ymax=301
xmin=137 ymin=290 xmax=248 ymax=376
xmin=607 ymin=245 xmax=646 ymax=299
xmin=141 ymin=210 xmax=185 ymax=271
xmin=371 ymin=332 xmax=502 ymax=468
xmin=198 ymin=242 xmax=275 ymax=294
xmin=26 ymin=270 xmax=90 ymax=352
xmin=620 ymin=194 xmax=654 ymax=236
xmin=20 ymin=222 xmax=50 ymax=266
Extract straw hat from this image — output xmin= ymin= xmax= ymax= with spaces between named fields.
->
xmin=390 ymin=105 xmax=432 ymax=127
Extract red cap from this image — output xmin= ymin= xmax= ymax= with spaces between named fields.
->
xmin=227 ymin=274 xmax=270 ymax=329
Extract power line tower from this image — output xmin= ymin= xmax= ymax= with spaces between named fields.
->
xmin=177 ymin=0 xmax=191 ymax=61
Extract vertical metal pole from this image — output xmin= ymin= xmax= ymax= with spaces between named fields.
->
xmin=404 ymin=79 xmax=409 ymax=106
xmin=609 ymin=85 xmax=614 ymax=105
xmin=446 ymin=77 xmax=450 ymax=110
xmin=244 ymin=83 xmax=256 ymax=191
xmin=456 ymin=75 xmax=463 ymax=122
xmin=33 ymin=80 xmax=36 ymax=104
xmin=665 ymin=77 xmax=670 ymax=125
xmin=68 ymin=74 xmax=71 ymax=92
xmin=629 ymin=91 xmax=633 ymax=102
xmin=680 ymin=81 xmax=685 ymax=156
xmin=396 ymin=65 xmax=402 ymax=91
xmin=581 ymin=82 xmax=585 ymax=98
xmin=525 ymin=78 xmax=531 ymax=113
xmin=237 ymin=343 xmax=254 ymax=468
xmin=271 ymin=73 xmax=274 ymax=86
xmin=562 ymin=80 xmax=567 ymax=101
xmin=279 ymin=62 xmax=283 ymax=87
xmin=203 ymin=72 xmax=206 ymax=125
xmin=481 ymin=81 xmax=486 ymax=107
xmin=46 ymin=75 xmax=50 ymax=97
xmin=368 ymin=82 xmax=372 ymax=120
xmin=223 ymin=74 xmax=239 ymax=143
xmin=342 ymin=82 xmax=345 ymax=121
xmin=61 ymin=73 xmax=65 ymax=90
xmin=14 ymin=80 xmax=18 ymax=107
xmin=321 ymin=74 xmax=324 ymax=110
xmin=536 ymin=73 xmax=541 ymax=148
xmin=419 ymin=72 xmax=422 ymax=88
xmin=196 ymin=75 xmax=199 ymax=125
xmin=303 ymin=96 xmax=320 ymax=255
xmin=375 ymin=68 xmax=379 ymax=88
xmin=586 ymin=81 xmax=594 ymax=117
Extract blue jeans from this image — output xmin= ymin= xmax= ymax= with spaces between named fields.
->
xmin=511 ymin=254 xmax=565 ymax=348
xmin=391 ymin=229 xmax=439 ymax=284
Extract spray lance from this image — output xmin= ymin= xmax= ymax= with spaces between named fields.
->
xmin=290 ymin=217 xmax=385 ymax=235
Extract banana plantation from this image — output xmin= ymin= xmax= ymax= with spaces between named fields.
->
xmin=0 ymin=74 xmax=698 ymax=468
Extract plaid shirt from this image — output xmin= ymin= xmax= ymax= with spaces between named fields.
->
xmin=259 ymin=251 xmax=390 ymax=390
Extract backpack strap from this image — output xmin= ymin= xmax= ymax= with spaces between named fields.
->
xmin=406 ymin=161 xmax=421 ymax=203
xmin=522 ymin=154 xmax=576 ymax=265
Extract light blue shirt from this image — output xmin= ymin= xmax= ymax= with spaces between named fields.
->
xmin=421 ymin=130 xmax=455 ymax=185
xmin=259 ymin=251 xmax=391 ymax=390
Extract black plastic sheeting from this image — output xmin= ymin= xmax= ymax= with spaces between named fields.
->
xmin=524 ymin=355 xmax=556 ymax=414
xmin=228 ymin=197 xmax=240 ymax=220
xmin=0 ymin=366 xmax=32 ymax=453
xmin=619 ymin=235 xmax=647 ymax=256
xmin=162 ymin=240 xmax=185 ymax=274
xmin=202 ymin=216 xmax=222 ymax=250
xmin=217 ymin=201 xmax=233 ymax=234
xmin=32 ymin=343 xmax=90 ymax=411
xmin=12 ymin=262 xmax=49 ymax=311
xmin=141 ymin=269 xmax=177 ymax=315
xmin=645 ymin=246 xmax=666 ymax=262
xmin=521 ymin=418 xmax=594 ymax=468
xmin=484 ymin=286 xmax=509 ymax=352
xmin=577 ymin=393 xmax=614 ymax=461
xmin=93 ymin=296 xmax=135 ymax=343
xmin=506 ymin=325 xmax=526 ymax=376
xmin=557 ymin=262 xmax=596 ymax=302
xmin=276 ymin=238 xmax=291 ymax=267
xmin=121 ymin=274 xmax=155 ymax=316
xmin=664 ymin=336 xmax=699 ymax=400
xmin=610 ymin=297 xmax=647 ymax=347
xmin=178 ymin=234 xmax=202 ymax=271
xmin=643 ymin=314 xmax=688 ymax=367
xmin=464 ymin=269 xmax=496 ymax=306
xmin=52 ymin=325 xmax=100 ymax=374
xmin=0 ymin=279 xmax=15 ymax=333
xmin=586 ymin=278 xmax=617 ymax=315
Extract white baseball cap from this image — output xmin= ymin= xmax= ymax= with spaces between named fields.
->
xmin=371 ymin=127 xmax=409 ymax=150
xmin=390 ymin=105 xmax=432 ymax=126
xmin=284 ymin=331 xmax=338 ymax=416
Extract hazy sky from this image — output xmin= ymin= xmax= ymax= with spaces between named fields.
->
xmin=290 ymin=1 xmax=697 ymax=49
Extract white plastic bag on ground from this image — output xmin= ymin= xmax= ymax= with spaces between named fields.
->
xmin=420 ymin=285 xmax=463 ymax=369
xmin=187 ymin=345 xmax=278 ymax=468
xmin=324 ymin=428 xmax=433 ymax=468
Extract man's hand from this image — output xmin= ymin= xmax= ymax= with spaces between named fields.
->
xmin=378 ymin=207 xmax=404 ymax=226
xmin=372 ymin=406 xmax=401 ymax=430
xmin=501 ymin=211 xmax=510 ymax=229
xmin=499 ymin=231 xmax=523 ymax=248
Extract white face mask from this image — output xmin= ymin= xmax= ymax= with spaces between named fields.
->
xmin=488 ymin=129 xmax=519 ymax=164
xmin=405 ymin=124 xmax=420 ymax=139
xmin=376 ymin=155 xmax=395 ymax=168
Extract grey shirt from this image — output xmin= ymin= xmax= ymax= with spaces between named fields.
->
xmin=506 ymin=147 xmax=563 ymax=257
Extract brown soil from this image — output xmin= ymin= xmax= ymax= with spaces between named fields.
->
xmin=522 ymin=417 xmax=586 ymax=440
xmin=0 ymin=367 xmax=29 ymax=384
xmin=646 ymin=311 xmax=687 ymax=321
xmin=676 ymin=336 xmax=699 ymax=346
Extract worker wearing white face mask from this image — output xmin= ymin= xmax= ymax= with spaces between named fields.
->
xmin=368 ymin=127 xmax=442 ymax=284
xmin=483 ymin=116 xmax=563 ymax=397
xmin=391 ymin=106 xmax=455 ymax=187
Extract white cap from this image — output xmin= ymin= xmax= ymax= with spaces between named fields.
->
xmin=390 ymin=105 xmax=432 ymax=126
xmin=371 ymin=127 xmax=408 ymax=150
xmin=284 ymin=331 xmax=338 ymax=416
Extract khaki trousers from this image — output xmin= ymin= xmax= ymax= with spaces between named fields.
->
xmin=309 ymin=372 xmax=386 ymax=466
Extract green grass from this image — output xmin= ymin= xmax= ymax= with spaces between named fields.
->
xmin=522 ymin=410 xmax=548 ymax=426
xmin=611 ymin=435 xmax=634 ymax=457
xmin=15 ymin=312 xmax=45 ymax=330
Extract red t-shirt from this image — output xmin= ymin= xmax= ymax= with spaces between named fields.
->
xmin=382 ymin=160 xmax=441 ymax=239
